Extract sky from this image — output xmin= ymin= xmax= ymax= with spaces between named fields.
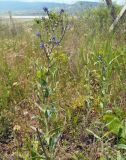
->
xmin=0 ymin=0 xmax=125 ymax=4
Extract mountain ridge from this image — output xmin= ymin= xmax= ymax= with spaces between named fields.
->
xmin=0 ymin=1 xmax=100 ymax=15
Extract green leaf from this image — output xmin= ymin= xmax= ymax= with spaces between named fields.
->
xmin=49 ymin=127 xmax=61 ymax=136
xmin=118 ymin=144 xmax=126 ymax=150
xmin=103 ymin=114 xmax=122 ymax=134
xmin=99 ymin=156 xmax=106 ymax=160
xmin=117 ymin=151 xmax=123 ymax=160
xmin=37 ymin=70 xmax=41 ymax=79
xmin=40 ymin=79 xmax=47 ymax=87
xmin=45 ymin=109 xmax=50 ymax=119
xmin=44 ymin=88 xmax=49 ymax=98
xmin=49 ymin=136 xmax=55 ymax=148
xmin=109 ymin=54 xmax=123 ymax=65
xmin=120 ymin=124 xmax=126 ymax=139
xmin=31 ymin=150 xmax=37 ymax=160
xmin=86 ymin=128 xmax=101 ymax=140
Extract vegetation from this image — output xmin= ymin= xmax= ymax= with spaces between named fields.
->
xmin=0 ymin=6 xmax=126 ymax=160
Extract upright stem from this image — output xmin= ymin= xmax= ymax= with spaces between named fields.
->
xmin=105 ymin=0 xmax=116 ymax=22
xmin=36 ymin=128 xmax=50 ymax=160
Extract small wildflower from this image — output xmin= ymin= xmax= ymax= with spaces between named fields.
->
xmin=52 ymin=36 xmax=56 ymax=41
xmin=40 ymin=42 xmax=44 ymax=49
xmin=55 ymin=40 xmax=60 ymax=45
xmin=36 ymin=32 xmax=41 ymax=37
xmin=13 ymin=125 xmax=21 ymax=131
xmin=43 ymin=7 xmax=48 ymax=13
xmin=98 ymin=55 xmax=102 ymax=61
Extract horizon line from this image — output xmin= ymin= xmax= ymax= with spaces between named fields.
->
xmin=0 ymin=0 xmax=100 ymax=4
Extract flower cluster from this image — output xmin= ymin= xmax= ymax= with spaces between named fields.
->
xmin=40 ymin=42 xmax=44 ymax=49
xmin=51 ymin=36 xmax=60 ymax=45
xmin=43 ymin=7 xmax=49 ymax=13
xmin=60 ymin=9 xmax=64 ymax=14
xmin=36 ymin=7 xmax=68 ymax=61
xmin=98 ymin=55 xmax=106 ymax=78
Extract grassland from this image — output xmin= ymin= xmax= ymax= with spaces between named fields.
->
xmin=0 ymin=6 xmax=126 ymax=160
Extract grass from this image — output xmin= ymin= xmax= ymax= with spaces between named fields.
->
xmin=0 ymin=6 xmax=126 ymax=160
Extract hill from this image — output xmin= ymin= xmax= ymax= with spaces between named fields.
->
xmin=0 ymin=1 xmax=100 ymax=15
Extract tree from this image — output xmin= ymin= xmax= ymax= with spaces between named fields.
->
xmin=105 ymin=0 xmax=116 ymax=22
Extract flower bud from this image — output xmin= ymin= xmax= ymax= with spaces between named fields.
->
xmin=40 ymin=42 xmax=44 ymax=49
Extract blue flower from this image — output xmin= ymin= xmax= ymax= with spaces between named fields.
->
xmin=36 ymin=32 xmax=41 ymax=37
xmin=52 ymin=36 xmax=60 ymax=45
xmin=55 ymin=40 xmax=60 ymax=45
xmin=43 ymin=7 xmax=48 ymax=13
xmin=60 ymin=9 xmax=64 ymax=14
xmin=52 ymin=36 xmax=56 ymax=41
xmin=40 ymin=42 xmax=44 ymax=49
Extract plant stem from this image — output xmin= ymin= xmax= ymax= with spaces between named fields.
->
xmin=36 ymin=128 xmax=50 ymax=160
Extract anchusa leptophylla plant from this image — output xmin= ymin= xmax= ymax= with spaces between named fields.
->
xmin=35 ymin=7 xmax=68 ymax=62
xmin=98 ymin=55 xmax=107 ymax=80
xmin=30 ymin=8 xmax=68 ymax=160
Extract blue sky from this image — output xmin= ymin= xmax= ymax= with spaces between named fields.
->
xmin=0 ymin=0 xmax=125 ymax=4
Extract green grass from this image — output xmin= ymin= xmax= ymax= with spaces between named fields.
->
xmin=0 ymin=6 xmax=126 ymax=160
